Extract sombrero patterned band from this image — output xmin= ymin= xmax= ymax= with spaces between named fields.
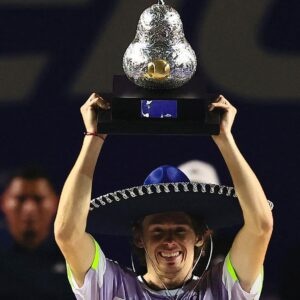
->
xmin=89 ymin=182 xmax=274 ymax=236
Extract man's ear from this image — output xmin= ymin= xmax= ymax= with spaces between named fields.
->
xmin=135 ymin=238 xmax=144 ymax=248
xmin=0 ymin=195 xmax=3 ymax=212
xmin=132 ymin=228 xmax=144 ymax=248
xmin=0 ymin=193 xmax=7 ymax=213
xmin=134 ymin=236 xmax=144 ymax=248
xmin=195 ymin=236 xmax=204 ymax=248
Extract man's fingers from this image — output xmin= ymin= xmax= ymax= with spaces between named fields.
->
xmin=96 ymin=98 xmax=111 ymax=110
xmin=209 ymin=102 xmax=230 ymax=111
xmin=86 ymin=92 xmax=99 ymax=103
xmin=84 ymin=93 xmax=111 ymax=110
xmin=209 ymin=95 xmax=233 ymax=111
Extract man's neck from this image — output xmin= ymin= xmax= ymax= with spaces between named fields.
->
xmin=143 ymin=270 xmax=191 ymax=290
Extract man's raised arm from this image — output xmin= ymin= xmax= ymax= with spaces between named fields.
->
xmin=210 ymin=96 xmax=273 ymax=293
xmin=54 ymin=93 xmax=110 ymax=287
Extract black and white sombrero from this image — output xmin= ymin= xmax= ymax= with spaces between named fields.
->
xmin=90 ymin=165 xmax=273 ymax=236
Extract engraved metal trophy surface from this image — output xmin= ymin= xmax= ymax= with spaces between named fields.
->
xmin=97 ymin=0 xmax=220 ymax=135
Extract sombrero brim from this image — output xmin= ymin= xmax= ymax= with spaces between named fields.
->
xmin=89 ymin=182 xmax=273 ymax=236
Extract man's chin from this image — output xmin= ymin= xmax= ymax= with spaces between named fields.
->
xmin=158 ymin=261 xmax=183 ymax=275
xmin=20 ymin=230 xmax=39 ymax=248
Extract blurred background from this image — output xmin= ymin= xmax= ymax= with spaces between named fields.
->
xmin=0 ymin=0 xmax=299 ymax=299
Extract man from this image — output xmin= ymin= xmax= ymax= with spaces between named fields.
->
xmin=0 ymin=167 xmax=75 ymax=299
xmin=54 ymin=93 xmax=273 ymax=299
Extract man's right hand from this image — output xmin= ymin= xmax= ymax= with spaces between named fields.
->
xmin=80 ymin=92 xmax=111 ymax=137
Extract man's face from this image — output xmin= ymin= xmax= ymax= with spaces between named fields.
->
xmin=1 ymin=177 xmax=58 ymax=249
xmin=140 ymin=212 xmax=202 ymax=277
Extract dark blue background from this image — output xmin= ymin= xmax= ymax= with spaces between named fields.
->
xmin=1 ymin=1 xmax=299 ymax=298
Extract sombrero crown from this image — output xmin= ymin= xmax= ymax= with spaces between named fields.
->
xmin=90 ymin=165 xmax=273 ymax=236
xmin=143 ymin=165 xmax=189 ymax=185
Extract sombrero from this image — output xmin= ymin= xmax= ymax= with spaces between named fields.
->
xmin=90 ymin=165 xmax=273 ymax=236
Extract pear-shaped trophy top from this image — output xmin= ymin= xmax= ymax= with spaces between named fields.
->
xmin=123 ymin=0 xmax=197 ymax=89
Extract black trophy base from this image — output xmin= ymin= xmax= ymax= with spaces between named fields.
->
xmin=97 ymin=75 xmax=220 ymax=135
xmin=98 ymin=109 xmax=220 ymax=135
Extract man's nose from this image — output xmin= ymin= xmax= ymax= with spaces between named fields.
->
xmin=163 ymin=230 xmax=176 ymax=244
xmin=22 ymin=198 xmax=38 ymax=214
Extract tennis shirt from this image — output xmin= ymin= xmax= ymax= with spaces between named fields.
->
xmin=67 ymin=239 xmax=263 ymax=300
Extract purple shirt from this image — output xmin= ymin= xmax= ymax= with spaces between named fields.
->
xmin=67 ymin=239 xmax=263 ymax=299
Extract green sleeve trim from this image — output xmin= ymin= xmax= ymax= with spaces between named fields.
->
xmin=259 ymin=267 xmax=264 ymax=293
xmin=66 ymin=262 xmax=74 ymax=288
xmin=225 ymin=253 xmax=238 ymax=282
xmin=65 ymin=237 xmax=100 ymax=288
xmin=226 ymin=253 xmax=265 ymax=293
xmin=91 ymin=238 xmax=100 ymax=270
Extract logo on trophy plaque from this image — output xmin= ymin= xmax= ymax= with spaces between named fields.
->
xmin=97 ymin=0 xmax=220 ymax=135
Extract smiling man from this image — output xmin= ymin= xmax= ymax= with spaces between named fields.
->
xmin=134 ymin=212 xmax=206 ymax=292
xmin=54 ymin=93 xmax=273 ymax=299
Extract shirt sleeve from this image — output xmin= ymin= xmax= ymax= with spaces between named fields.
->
xmin=66 ymin=237 xmax=137 ymax=300
xmin=222 ymin=253 xmax=264 ymax=300
xmin=66 ymin=238 xmax=107 ymax=300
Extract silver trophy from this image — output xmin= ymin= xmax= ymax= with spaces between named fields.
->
xmin=123 ymin=0 xmax=197 ymax=89
xmin=97 ymin=0 xmax=220 ymax=135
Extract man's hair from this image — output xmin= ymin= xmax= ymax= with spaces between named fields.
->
xmin=1 ymin=165 xmax=57 ymax=194
xmin=131 ymin=213 xmax=213 ymax=271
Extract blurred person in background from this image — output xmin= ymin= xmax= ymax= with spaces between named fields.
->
xmin=178 ymin=160 xmax=220 ymax=185
xmin=0 ymin=166 xmax=74 ymax=299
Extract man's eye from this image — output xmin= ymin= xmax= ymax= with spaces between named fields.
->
xmin=34 ymin=196 xmax=43 ymax=203
xmin=16 ymin=196 xmax=26 ymax=202
xmin=153 ymin=231 xmax=162 ymax=235
xmin=152 ymin=230 xmax=163 ymax=236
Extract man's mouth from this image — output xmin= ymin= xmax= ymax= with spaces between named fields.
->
xmin=160 ymin=251 xmax=180 ymax=258
xmin=22 ymin=219 xmax=36 ymax=227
